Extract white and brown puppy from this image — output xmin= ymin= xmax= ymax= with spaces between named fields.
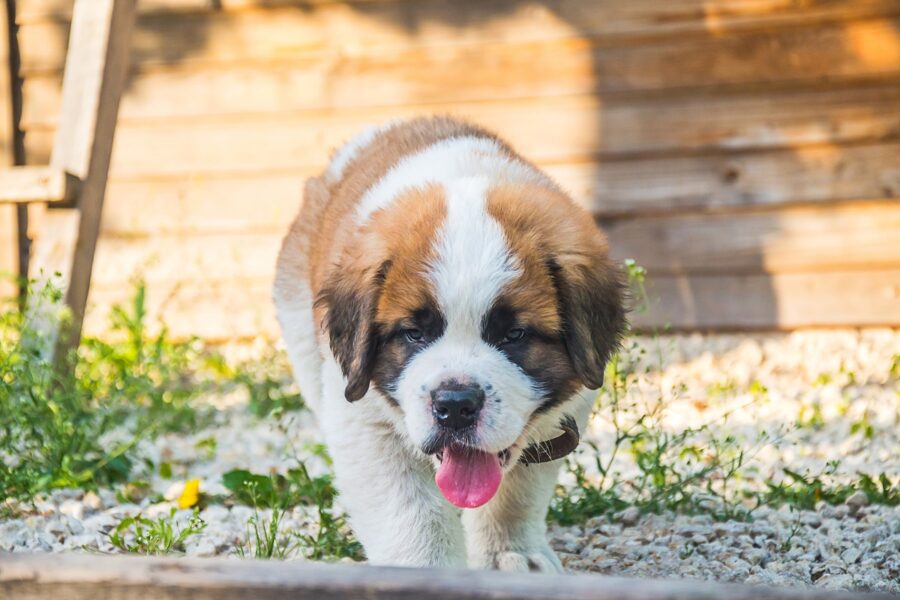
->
xmin=274 ymin=117 xmax=625 ymax=571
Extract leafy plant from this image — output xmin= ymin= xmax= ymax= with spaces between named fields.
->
xmin=0 ymin=278 xmax=302 ymax=507
xmin=109 ymin=508 xmax=207 ymax=555
xmin=1 ymin=280 xmax=140 ymax=504
xmin=762 ymin=465 xmax=898 ymax=510
xmin=224 ymin=462 xmax=362 ymax=561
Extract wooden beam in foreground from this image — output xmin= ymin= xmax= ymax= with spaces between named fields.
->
xmin=0 ymin=552 xmax=893 ymax=600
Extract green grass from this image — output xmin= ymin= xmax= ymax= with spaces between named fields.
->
xmin=223 ymin=460 xmax=363 ymax=561
xmin=0 ymin=278 xmax=302 ymax=512
xmin=109 ymin=507 xmax=207 ymax=555
xmin=546 ymin=260 xmax=898 ymax=526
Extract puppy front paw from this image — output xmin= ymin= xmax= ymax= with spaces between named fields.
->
xmin=485 ymin=548 xmax=564 ymax=573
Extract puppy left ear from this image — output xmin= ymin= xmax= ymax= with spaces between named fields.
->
xmin=317 ymin=261 xmax=390 ymax=402
xmin=549 ymin=249 xmax=627 ymax=390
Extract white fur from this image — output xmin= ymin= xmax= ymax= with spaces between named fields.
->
xmin=273 ymin=278 xmax=323 ymax=410
xmin=393 ymin=175 xmax=545 ymax=456
xmin=325 ymin=124 xmax=387 ymax=183
xmin=275 ymin=126 xmax=593 ymax=571
xmin=355 ymin=136 xmax=549 ymax=225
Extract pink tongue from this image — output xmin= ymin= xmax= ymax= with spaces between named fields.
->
xmin=435 ymin=446 xmax=502 ymax=508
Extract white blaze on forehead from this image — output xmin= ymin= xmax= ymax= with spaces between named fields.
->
xmin=429 ymin=177 xmax=518 ymax=333
xmin=355 ymin=135 xmax=548 ymax=225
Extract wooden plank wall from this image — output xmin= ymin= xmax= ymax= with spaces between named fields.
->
xmin=11 ymin=0 xmax=900 ymax=338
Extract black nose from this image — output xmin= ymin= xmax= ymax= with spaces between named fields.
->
xmin=431 ymin=383 xmax=485 ymax=431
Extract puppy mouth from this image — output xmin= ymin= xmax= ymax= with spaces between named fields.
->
xmin=435 ymin=447 xmax=511 ymax=466
xmin=432 ymin=443 xmax=505 ymax=509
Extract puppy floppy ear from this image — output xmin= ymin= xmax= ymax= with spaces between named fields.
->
xmin=317 ymin=261 xmax=390 ymax=402
xmin=549 ymin=249 xmax=627 ymax=390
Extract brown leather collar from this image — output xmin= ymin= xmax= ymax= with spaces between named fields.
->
xmin=519 ymin=416 xmax=580 ymax=465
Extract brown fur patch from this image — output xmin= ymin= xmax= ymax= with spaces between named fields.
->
xmin=487 ymin=182 xmax=626 ymax=390
xmin=368 ymin=185 xmax=446 ymax=327
xmin=306 ymin=116 xmax=511 ymax=303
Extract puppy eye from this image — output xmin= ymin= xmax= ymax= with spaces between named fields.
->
xmin=404 ymin=328 xmax=425 ymax=343
xmin=501 ymin=327 xmax=526 ymax=345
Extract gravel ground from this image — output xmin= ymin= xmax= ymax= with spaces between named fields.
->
xmin=2 ymin=330 xmax=898 ymax=593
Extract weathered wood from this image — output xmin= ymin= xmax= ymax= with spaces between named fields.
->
xmin=19 ymin=0 xmax=900 ymax=26
xmin=26 ymin=0 xmax=136 ymax=360
xmin=21 ymin=82 xmax=900 ymax=157
xmin=17 ymin=16 xmax=900 ymax=99
xmin=89 ymin=233 xmax=280 ymax=286
xmin=19 ymin=139 xmax=900 ymax=219
xmin=605 ymin=201 xmax=900 ymax=275
xmin=0 ymin=166 xmax=73 ymax=203
xmin=0 ymin=551 xmax=892 ymax=600
xmin=99 ymin=176 xmax=303 ymax=236
xmin=86 ymin=278 xmax=277 ymax=341
xmin=548 ymin=141 xmax=900 ymax=216
xmin=633 ymin=269 xmax=900 ymax=330
xmin=0 ymin=2 xmax=17 ymax=298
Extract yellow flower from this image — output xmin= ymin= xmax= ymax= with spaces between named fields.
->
xmin=178 ymin=479 xmax=201 ymax=509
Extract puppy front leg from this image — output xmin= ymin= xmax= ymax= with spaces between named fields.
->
xmin=462 ymin=459 xmax=564 ymax=573
xmin=322 ymin=403 xmax=465 ymax=567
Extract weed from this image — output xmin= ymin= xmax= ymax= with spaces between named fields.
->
xmin=1 ymin=279 xmax=303 ymax=505
xmin=1 ymin=281 xmax=141 ymax=504
xmin=762 ymin=464 xmax=898 ymax=510
xmin=224 ymin=462 xmax=362 ymax=561
xmin=238 ymin=508 xmax=293 ymax=559
xmin=109 ymin=507 xmax=207 ymax=555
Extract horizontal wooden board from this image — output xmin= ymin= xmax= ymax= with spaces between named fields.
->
xmin=2 ymin=551 xmax=879 ymax=600
xmin=0 ymin=166 xmax=73 ymax=203
xmin=18 ymin=0 xmax=900 ymax=43
xmin=555 ymin=141 xmax=900 ymax=216
xmin=18 ymin=16 xmax=900 ymax=105
xmin=100 ymin=176 xmax=303 ymax=235
xmin=90 ymin=233 xmax=281 ymax=287
xmin=22 ymin=80 xmax=900 ymax=162
xmin=633 ymin=269 xmax=900 ymax=329
xmin=19 ymin=0 xmax=900 ymax=26
xmin=21 ymin=139 xmax=898 ymax=219
xmin=605 ymin=201 xmax=900 ymax=275
xmin=86 ymin=278 xmax=278 ymax=341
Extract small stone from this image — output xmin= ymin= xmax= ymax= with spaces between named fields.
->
xmin=845 ymin=491 xmax=869 ymax=513
xmin=800 ymin=512 xmax=822 ymax=528
xmin=592 ymin=558 xmax=618 ymax=572
xmin=82 ymin=491 xmax=103 ymax=512
xmin=58 ymin=499 xmax=84 ymax=521
xmin=45 ymin=520 xmax=67 ymax=537
xmin=742 ymin=548 xmax=769 ymax=566
xmin=617 ymin=507 xmax=641 ymax=527
xmin=817 ymin=573 xmax=854 ymax=590
xmin=823 ymin=505 xmax=850 ymax=520
xmin=841 ymin=547 xmax=862 ymax=565
xmin=186 ymin=538 xmax=218 ymax=557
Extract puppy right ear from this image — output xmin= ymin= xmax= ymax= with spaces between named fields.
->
xmin=317 ymin=261 xmax=390 ymax=402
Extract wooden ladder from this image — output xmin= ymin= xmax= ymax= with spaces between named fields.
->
xmin=0 ymin=0 xmax=137 ymax=364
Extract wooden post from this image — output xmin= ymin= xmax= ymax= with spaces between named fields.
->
xmin=0 ymin=1 xmax=16 ymax=299
xmin=26 ymin=0 xmax=137 ymax=361
xmin=0 ymin=553 xmax=892 ymax=600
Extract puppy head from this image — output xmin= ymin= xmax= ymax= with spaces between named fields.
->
xmin=317 ymin=179 xmax=626 ymax=472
